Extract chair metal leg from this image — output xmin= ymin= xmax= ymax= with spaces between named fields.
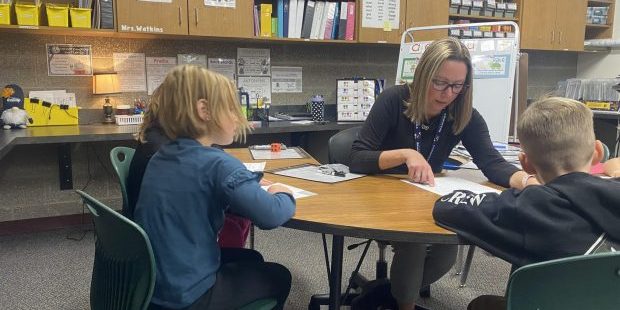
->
xmin=455 ymin=245 xmax=464 ymax=275
xmin=460 ymin=246 xmax=476 ymax=287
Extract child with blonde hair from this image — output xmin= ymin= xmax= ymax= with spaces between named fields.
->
xmin=433 ymin=97 xmax=620 ymax=309
xmin=134 ymin=65 xmax=295 ymax=310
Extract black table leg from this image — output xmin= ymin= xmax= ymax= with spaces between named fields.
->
xmin=329 ymin=235 xmax=344 ymax=310
xmin=58 ymin=143 xmax=73 ymax=190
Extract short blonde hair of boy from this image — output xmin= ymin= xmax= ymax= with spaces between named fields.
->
xmin=405 ymin=37 xmax=474 ymax=134
xmin=139 ymin=65 xmax=249 ymax=143
xmin=517 ymin=97 xmax=594 ymax=175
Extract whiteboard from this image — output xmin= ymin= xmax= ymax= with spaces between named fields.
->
xmin=395 ymin=23 xmax=520 ymax=143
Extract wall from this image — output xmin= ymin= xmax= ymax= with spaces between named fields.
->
xmin=0 ymin=33 xmax=400 ymax=222
xmin=0 ymin=32 xmax=578 ymax=222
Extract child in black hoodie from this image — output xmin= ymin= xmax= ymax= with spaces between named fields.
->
xmin=432 ymin=97 xmax=620 ymax=308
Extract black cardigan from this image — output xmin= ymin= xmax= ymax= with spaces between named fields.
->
xmin=350 ymin=84 xmax=518 ymax=187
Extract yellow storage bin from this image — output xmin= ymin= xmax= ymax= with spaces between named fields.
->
xmin=24 ymin=98 xmax=79 ymax=126
xmin=46 ymin=3 xmax=69 ymax=27
xmin=69 ymin=8 xmax=91 ymax=28
xmin=15 ymin=2 xmax=40 ymax=26
xmin=0 ymin=3 xmax=11 ymax=25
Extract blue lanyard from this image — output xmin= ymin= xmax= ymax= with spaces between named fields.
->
xmin=414 ymin=110 xmax=447 ymax=162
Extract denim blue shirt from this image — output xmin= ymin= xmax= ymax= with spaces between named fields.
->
xmin=134 ymin=138 xmax=296 ymax=309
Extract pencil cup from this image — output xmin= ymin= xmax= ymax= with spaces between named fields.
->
xmin=310 ymin=95 xmax=325 ymax=122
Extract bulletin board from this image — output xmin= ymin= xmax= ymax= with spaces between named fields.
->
xmin=396 ymin=22 xmax=520 ymax=143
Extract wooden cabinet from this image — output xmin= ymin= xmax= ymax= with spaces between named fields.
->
xmin=404 ymin=0 xmax=449 ymax=42
xmin=188 ymin=0 xmax=254 ymax=38
xmin=357 ymin=0 xmax=408 ymax=43
xmin=117 ymin=0 xmax=188 ymax=35
xmin=585 ymin=0 xmax=616 ymax=40
xmin=520 ymin=0 xmax=586 ymax=51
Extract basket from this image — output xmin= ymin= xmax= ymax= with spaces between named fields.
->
xmin=115 ymin=114 xmax=143 ymax=126
xmin=15 ymin=3 xmax=41 ymax=26
xmin=0 ymin=3 xmax=10 ymax=25
xmin=70 ymin=8 xmax=91 ymax=28
xmin=46 ymin=3 xmax=69 ymax=27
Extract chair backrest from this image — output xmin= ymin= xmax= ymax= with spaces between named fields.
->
xmin=328 ymin=126 xmax=362 ymax=165
xmin=506 ymin=252 xmax=620 ymax=310
xmin=110 ymin=147 xmax=136 ymax=211
xmin=602 ymin=142 xmax=610 ymax=163
xmin=77 ymin=190 xmax=156 ymax=310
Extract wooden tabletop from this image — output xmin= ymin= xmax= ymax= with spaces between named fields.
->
xmin=227 ymin=148 xmax=459 ymax=244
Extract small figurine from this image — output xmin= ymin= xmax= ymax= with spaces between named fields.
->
xmin=1 ymin=106 xmax=33 ymax=129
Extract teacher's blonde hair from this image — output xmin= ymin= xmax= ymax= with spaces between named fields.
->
xmin=405 ymin=37 xmax=474 ymax=134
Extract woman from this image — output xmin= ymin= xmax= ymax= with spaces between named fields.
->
xmin=349 ymin=37 xmax=535 ymax=310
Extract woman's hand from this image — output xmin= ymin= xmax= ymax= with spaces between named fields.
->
xmin=403 ymin=149 xmax=435 ymax=186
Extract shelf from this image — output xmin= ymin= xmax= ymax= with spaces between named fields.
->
xmin=587 ymin=23 xmax=612 ymax=29
xmin=588 ymin=0 xmax=614 ymax=5
xmin=0 ymin=24 xmax=361 ymax=45
xmin=449 ymin=14 xmax=519 ymax=22
xmin=0 ymin=24 xmax=117 ymax=37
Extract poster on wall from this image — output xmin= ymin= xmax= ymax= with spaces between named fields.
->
xmin=361 ymin=0 xmax=400 ymax=30
xmin=46 ymin=44 xmax=93 ymax=76
xmin=204 ymin=0 xmax=235 ymax=8
xmin=238 ymin=76 xmax=271 ymax=104
xmin=271 ymin=67 xmax=302 ymax=93
xmin=398 ymin=57 xmax=419 ymax=83
xmin=237 ymin=48 xmax=270 ymax=76
xmin=113 ymin=53 xmax=147 ymax=92
xmin=146 ymin=57 xmax=177 ymax=95
xmin=208 ymin=58 xmax=236 ymax=81
xmin=472 ymin=55 xmax=511 ymax=79
xmin=178 ymin=54 xmax=207 ymax=67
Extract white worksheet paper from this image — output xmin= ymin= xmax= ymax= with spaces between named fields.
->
xmin=243 ymin=162 xmax=266 ymax=172
xmin=250 ymin=148 xmax=304 ymax=160
xmin=402 ymin=176 xmax=500 ymax=196
xmin=146 ymin=57 xmax=177 ymax=95
xmin=261 ymin=183 xmax=316 ymax=199
xmin=274 ymin=165 xmax=365 ymax=183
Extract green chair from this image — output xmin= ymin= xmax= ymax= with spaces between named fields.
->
xmin=602 ymin=142 xmax=611 ymax=163
xmin=78 ymin=190 xmax=277 ymax=310
xmin=506 ymin=251 xmax=620 ymax=310
xmin=77 ymin=189 xmax=155 ymax=310
xmin=109 ymin=146 xmax=136 ymax=216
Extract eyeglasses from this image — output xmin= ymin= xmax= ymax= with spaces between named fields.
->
xmin=431 ymin=79 xmax=469 ymax=94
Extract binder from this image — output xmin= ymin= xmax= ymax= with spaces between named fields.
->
xmin=260 ymin=4 xmax=273 ymax=37
xmin=271 ymin=17 xmax=278 ymax=37
xmin=338 ymin=1 xmax=347 ymax=39
xmin=254 ymin=5 xmax=260 ymax=36
xmin=345 ymin=1 xmax=355 ymax=40
xmin=301 ymin=0 xmax=316 ymax=38
xmin=318 ymin=1 xmax=331 ymax=40
xmin=288 ymin=0 xmax=298 ymax=38
xmin=331 ymin=2 xmax=340 ymax=39
xmin=310 ymin=0 xmax=324 ymax=39
xmin=294 ymin=0 xmax=304 ymax=38
xmin=283 ymin=0 xmax=289 ymax=37
xmin=323 ymin=2 xmax=336 ymax=40
xmin=277 ymin=0 xmax=284 ymax=37
xmin=99 ymin=0 xmax=114 ymax=29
